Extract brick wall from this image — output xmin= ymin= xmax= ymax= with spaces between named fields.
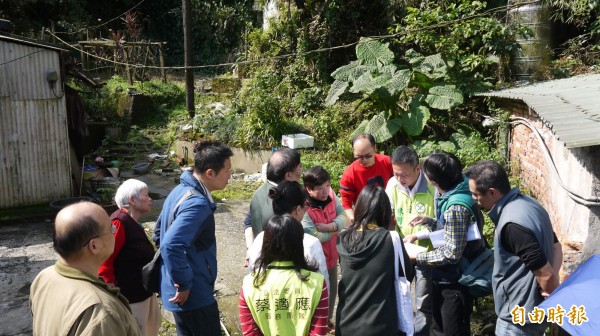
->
xmin=501 ymin=100 xmax=597 ymax=275
xmin=507 ymin=101 xmax=557 ymax=224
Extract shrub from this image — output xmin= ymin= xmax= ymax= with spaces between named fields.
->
xmin=413 ymin=131 xmax=500 ymax=168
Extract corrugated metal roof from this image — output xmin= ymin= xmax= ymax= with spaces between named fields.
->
xmin=479 ymin=74 xmax=600 ymax=148
xmin=0 ymin=34 xmax=67 ymax=52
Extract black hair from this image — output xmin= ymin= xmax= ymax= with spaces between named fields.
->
xmin=391 ymin=145 xmax=419 ymax=167
xmin=464 ymin=160 xmax=511 ymax=195
xmin=302 ymin=166 xmax=331 ymax=190
xmin=351 ymin=133 xmax=376 ymax=147
xmin=193 ymin=140 xmax=234 ymax=174
xmin=266 ymin=148 xmax=301 ymax=183
xmin=252 ymin=214 xmax=317 ymax=287
xmin=53 ymin=213 xmax=102 ymax=259
xmin=268 ymin=181 xmax=306 ymax=215
xmin=421 ymin=151 xmax=464 ymax=191
xmin=340 ymin=185 xmax=391 ymax=252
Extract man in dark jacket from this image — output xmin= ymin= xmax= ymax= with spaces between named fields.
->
xmin=153 ymin=140 xmax=233 ymax=336
xmin=466 ymin=160 xmax=562 ymax=336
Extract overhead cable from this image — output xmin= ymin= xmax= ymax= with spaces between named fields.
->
xmin=45 ymin=0 xmax=540 ymax=70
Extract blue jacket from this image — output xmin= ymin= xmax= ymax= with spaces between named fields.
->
xmin=153 ymin=170 xmax=217 ymax=311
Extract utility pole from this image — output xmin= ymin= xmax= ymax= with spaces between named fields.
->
xmin=183 ymin=0 xmax=194 ymax=118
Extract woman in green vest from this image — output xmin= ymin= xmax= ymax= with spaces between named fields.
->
xmin=239 ymin=214 xmax=329 ymax=335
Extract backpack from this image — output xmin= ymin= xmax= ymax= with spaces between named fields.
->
xmin=440 ymin=193 xmax=494 ymax=297
xmin=458 ymin=247 xmax=494 ymax=297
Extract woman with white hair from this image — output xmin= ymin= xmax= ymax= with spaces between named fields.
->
xmin=98 ymin=179 xmax=161 ymax=336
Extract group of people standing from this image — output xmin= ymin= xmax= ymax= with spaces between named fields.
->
xmin=240 ymin=133 xmax=562 ymax=336
xmin=29 ymin=134 xmax=562 ymax=336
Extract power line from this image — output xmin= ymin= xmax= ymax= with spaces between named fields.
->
xmin=0 ymin=50 xmax=45 ymax=66
xmin=70 ymin=0 xmax=147 ymax=34
xmin=45 ymin=0 xmax=539 ymax=71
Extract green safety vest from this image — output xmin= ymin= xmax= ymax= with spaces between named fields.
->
xmin=243 ymin=261 xmax=324 ymax=335
xmin=387 ymin=176 xmax=435 ymax=249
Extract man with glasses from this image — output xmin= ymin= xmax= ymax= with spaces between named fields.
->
xmin=465 ymin=160 xmax=561 ymax=336
xmin=385 ymin=145 xmax=435 ymax=336
xmin=339 ymin=133 xmax=393 ymax=223
xmin=30 ymin=201 xmax=141 ymax=335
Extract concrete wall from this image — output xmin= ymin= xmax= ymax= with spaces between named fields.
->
xmin=582 ymin=147 xmax=600 ymax=260
xmin=175 ymin=140 xmax=272 ymax=174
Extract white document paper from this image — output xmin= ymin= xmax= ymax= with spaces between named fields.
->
xmin=429 ymin=222 xmax=481 ymax=249
xmin=404 ymin=242 xmax=427 ymax=256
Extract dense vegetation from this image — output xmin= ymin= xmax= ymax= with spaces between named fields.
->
xmin=5 ymin=1 xmax=597 ymax=333
xmin=3 ymin=0 xmax=597 ymax=185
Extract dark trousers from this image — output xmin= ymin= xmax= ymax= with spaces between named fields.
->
xmin=173 ymin=301 xmax=221 ymax=336
xmin=431 ymin=282 xmax=473 ymax=336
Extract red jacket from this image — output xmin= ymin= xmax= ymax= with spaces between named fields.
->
xmin=305 ymin=188 xmax=340 ymax=269
xmin=339 ymin=154 xmax=393 ymax=209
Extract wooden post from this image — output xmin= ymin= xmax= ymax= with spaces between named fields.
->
xmin=122 ymin=46 xmax=133 ymax=86
xmin=113 ymin=41 xmax=119 ymax=75
xmin=183 ymin=0 xmax=195 ymax=118
xmin=159 ymin=43 xmax=167 ymax=83
xmin=50 ymin=21 xmax=56 ymax=43
xmin=80 ymin=45 xmax=86 ymax=71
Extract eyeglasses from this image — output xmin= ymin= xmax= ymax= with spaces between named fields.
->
xmin=354 ymin=153 xmax=374 ymax=160
xmin=81 ymin=223 xmax=116 ymax=247
xmin=394 ymin=173 xmax=412 ymax=179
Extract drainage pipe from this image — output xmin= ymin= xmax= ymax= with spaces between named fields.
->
xmin=510 ymin=116 xmax=600 ymax=207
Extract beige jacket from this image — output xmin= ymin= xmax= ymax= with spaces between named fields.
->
xmin=30 ymin=260 xmax=141 ymax=336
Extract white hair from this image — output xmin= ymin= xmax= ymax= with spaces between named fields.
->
xmin=114 ymin=179 xmax=148 ymax=209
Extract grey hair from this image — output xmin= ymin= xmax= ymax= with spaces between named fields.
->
xmin=114 ymin=179 xmax=148 ymax=209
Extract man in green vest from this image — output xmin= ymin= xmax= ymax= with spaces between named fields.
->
xmin=385 ymin=145 xmax=435 ymax=336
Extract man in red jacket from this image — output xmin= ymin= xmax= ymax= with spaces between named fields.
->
xmin=339 ymin=133 xmax=393 ymax=223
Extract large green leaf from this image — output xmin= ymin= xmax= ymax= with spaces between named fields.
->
xmin=331 ymin=61 xmax=375 ymax=82
xmin=384 ymin=69 xmax=411 ymax=96
xmin=410 ymin=72 xmax=434 ymax=90
xmin=414 ymin=54 xmax=447 ymax=79
xmin=364 ymin=112 xmax=401 ymax=142
xmin=325 ymin=80 xmax=349 ymax=106
xmin=380 ymin=64 xmax=397 ymax=76
xmin=364 ymin=112 xmax=386 ymax=135
xmin=356 ymin=38 xmax=394 ymax=66
xmin=350 ymin=119 xmax=369 ymax=140
xmin=405 ymin=49 xmax=424 ymax=65
xmin=401 ymin=94 xmax=430 ymax=136
xmin=425 ymin=85 xmax=464 ymax=110
xmin=349 ymin=72 xmax=392 ymax=94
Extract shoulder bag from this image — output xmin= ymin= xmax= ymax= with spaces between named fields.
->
xmin=390 ymin=231 xmax=414 ymax=336
xmin=141 ymin=188 xmax=200 ymax=293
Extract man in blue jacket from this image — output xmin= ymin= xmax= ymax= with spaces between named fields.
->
xmin=154 ymin=140 xmax=233 ymax=336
